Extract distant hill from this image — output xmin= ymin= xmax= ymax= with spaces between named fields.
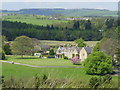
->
xmin=2 ymin=8 xmax=117 ymax=17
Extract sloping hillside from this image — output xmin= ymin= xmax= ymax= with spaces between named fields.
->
xmin=2 ymin=8 xmax=117 ymax=17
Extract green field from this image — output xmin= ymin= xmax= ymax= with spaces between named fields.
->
xmin=3 ymin=14 xmax=68 ymax=26
xmin=4 ymin=55 xmax=77 ymax=66
xmin=40 ymin=40 xmax=99 ymax=47
xmin=2 ymin=62 xmax=84 ymax=80
xmin=9 ymin=40 xmax=99 ymax=47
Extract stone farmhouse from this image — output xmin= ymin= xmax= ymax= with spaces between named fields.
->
xmin=56 ymin=46 xmax=93 ymax=62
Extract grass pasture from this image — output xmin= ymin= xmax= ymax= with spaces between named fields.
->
xmin=10 ymin=40 xmax=99 ymax=47
xmin=3 ymin=14 xmax=68 ymax=26
xmin=40 ymin=40 xmax=99 ymax=47
xmin=2 ymin=62 xmax=85 ymax=80
xmin=4 ymin=55 xmax=77 ymax=66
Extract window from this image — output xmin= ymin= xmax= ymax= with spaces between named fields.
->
xmin=83 ymin=53 xmax=84 ymax=56
xmin=59 ymin=50 xmax=61 ymax=53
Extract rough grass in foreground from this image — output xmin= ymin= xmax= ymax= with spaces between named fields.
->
xmin=2 ymin=63 xmax=119 ymax=88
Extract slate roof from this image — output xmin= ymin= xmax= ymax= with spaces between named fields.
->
xmin=57 ymin=46 xmax=93 ymax=54
xmin=84 ymin=47 xmax=93 ymax=54
xmin=76 ymin=47 xmax=82 ymax=53
xmin=58 ymin=46 xmax=81 ymax=52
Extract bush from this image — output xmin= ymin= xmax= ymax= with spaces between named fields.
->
xmin=63 ymin=56 xmax=69 ymax=60
xmin=49 ymin=49 xmax=55 ymax=55
xmin=92 ymin=42 xmax=100 ymax=52
xmin=0 ymin=50 xmax=5 ymax=60
xmin=70 ymin=56 xmax=80 ymax=65
xmin=0 ymin=76 xmax=4 ymax=85
xmin=115 ymin=48 xmax=120 ymax=66
xmin=3 ymin=43 xmax=12 ymax=55
xmin=84 ymin=51 xmax=113 ymax=75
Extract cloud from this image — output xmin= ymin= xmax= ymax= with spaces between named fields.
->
xmin=2 ymin=2 xmax=118 ymax=11
xmin=3 ymin=0 xmax=119 ymax=2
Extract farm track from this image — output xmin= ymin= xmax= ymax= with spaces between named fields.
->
xmin=0 ymin=60 xmax=83 ymax=68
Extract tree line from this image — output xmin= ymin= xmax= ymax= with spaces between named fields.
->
xmin=2 ymin=18 xmax=119 ymax=41
xmin=2 ymin=20 xmax=102 ymax=41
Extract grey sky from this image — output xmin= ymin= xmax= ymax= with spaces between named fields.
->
xmin=2 ymin=2 xmax=118 ymax=11
xmin=2 ymin=0 xmax=119 ymax=2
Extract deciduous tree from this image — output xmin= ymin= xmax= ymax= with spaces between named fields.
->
xmin=11 ymin=36 xmax=34 ymax=58
xmin=74 ymin=38 xmax=86 ymax=47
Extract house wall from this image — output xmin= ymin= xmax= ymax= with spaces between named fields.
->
xmin=64 ymin=50 xmax=73 ymax=58
xmin=79 ymin=48 xmax=88 ymax=62
xmin=64 ymin=49 xmax=79 ymax=59
xmin=73 ymin=49 xmax=79 ymax=57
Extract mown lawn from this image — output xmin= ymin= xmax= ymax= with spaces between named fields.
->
xmin=2 ymin=62 xmax=119 ymax=88
xmin=4 ymin=55 xmax=79 ymax=66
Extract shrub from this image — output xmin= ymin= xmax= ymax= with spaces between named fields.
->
xmin=115 ymin=48 xmax=120 ymax=66
xmin=0 ymin=76 xmax=4 ymax=85
xmin=49 ymin=49 xmax=55 ymax=55
xmin=0 ymin=50 xmax=5 ymax=60
xmin=92 ymin=42 xmax=100 ymax=52
xmin=63 ymin=56 xmax=69 ymax=60
xmin=3 ymin=43 xmax=12 ymax=55
xmin=62 ymin=54 xmax=65 ymax=58
xmin=84 ymin=51 xmax=113 ymax=75
xmin=70 ymin=56 xmax=80 ymax=65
